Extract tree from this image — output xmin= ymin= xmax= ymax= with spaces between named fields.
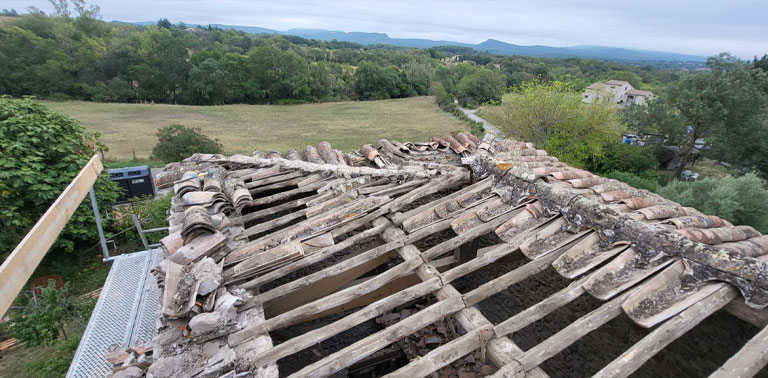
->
xmin=488 ymin=80 xmax=623 ymax=166
xmin=187 ymin=58 xmax=229 ymax=105
xmin=0 ymin=98 xmax=119 ymax=259
xmin=6 ymin=280 xmax=75 ymax=345
xmin=664 ymin=54 xmax=768 ymax=177
xmin=151 ymin=124 xmax=223 ymax=163
xmin=658 ymin=173 xmax=768 ymax=233
xmin=353 ymin=61 xmax=412 ymax=100
xmin=455 ymin=68 xmax=505 ymax=106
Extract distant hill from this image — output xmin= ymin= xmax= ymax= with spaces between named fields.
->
xmin=130 ymin=21 xmax=706 ymax=63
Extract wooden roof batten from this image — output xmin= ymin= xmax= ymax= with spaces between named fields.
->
xmin=138 ymin=132 xmax=768 ymax=378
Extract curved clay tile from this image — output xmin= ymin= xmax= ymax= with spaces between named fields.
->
xmin=635 ymin=204 xmax=688 ymax=220
xmin=443 ymin=135 xmax=467 ymax=154
xmin=551 ymin=170 xmax=592 ymax=180
xmin=302 ymin=145 xmax=324 ymax=164
xmin=621 ymin=197 xmax=653 ymax=210
xmin=664 ymin=215 xmax=731 ymax=229
xmin=359 ymin=144 xmax=380 ymax=161
xmin=568 ymin=176 xmax=603 ymax=189
xmin=600 ymin=190 xmax=633 ymax=202
xmin=716 ymin=235 xmax=768 ymax=257
xmin=283 ymin=149 xmax=302 ymax=161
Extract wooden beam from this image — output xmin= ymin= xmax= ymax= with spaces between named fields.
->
xmin=725 ymin=299 xmax=768 ymax=328
xmin=494 ymin=273 xmax=590 ymax=338
xmin=710 ymin=323 xmax=768 ymax=378
xmin=234 ymin=278 xmax=442 ymax=371
xmin=593 ymin=285 xmax=738 ymax=378
xmin=287 ymin=296 xmax=465 ymax=378
xmin=490 ymin=289 xmax=634 ymax=378
xmin=382 ymin=325 xmax=494 ymax=378
xmin=263 ymin=250 xmax=393 ymax=317
xmin=229 ymin=256 xmax=423 ymax=345
xmin=0 ymin=155 xmax=102 ymax=317
xmin=375 ymin=218 xmax=549 ymax=377
xmin=462 ymin=236 xmax=578 ymax=307
xmin=234 ymin=221 xmax=389 ymax=291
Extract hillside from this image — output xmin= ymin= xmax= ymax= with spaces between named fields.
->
xmin=132 ymin=21 xmax=706 ymax=63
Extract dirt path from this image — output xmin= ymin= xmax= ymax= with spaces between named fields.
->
xmin=459 ymin=107 xmax=502 ymax=137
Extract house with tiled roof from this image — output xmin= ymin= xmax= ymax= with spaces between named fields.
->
xmin=583 ymin=80 xmax=654 ymax=106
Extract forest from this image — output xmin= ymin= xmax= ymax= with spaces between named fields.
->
xmin=1 ymin=9 xmax=689 ymax=106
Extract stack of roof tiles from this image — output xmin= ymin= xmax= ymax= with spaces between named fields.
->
xmin=116 ymin=131 xmax=768 ymax=378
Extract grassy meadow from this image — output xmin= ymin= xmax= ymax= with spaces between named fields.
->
xmin=44 ymin=96 xmax=467 ymax=160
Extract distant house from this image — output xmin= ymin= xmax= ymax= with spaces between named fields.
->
xmin=582 ymin=80 xmax=653 ymax=106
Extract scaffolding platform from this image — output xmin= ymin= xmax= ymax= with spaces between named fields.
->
xmin=67 ymin=249 xmax=163 ymax=378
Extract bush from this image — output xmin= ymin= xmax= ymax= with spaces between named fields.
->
xmin=151 ymin=124 xmax=223 ymax=163
xmin=108 ymin=193 xmax=172 ymax=249
xmin=586 ymin=143 xmax=659 ymax=176
xmin=0 ymin=97 xmax=119 ymax=259
xmin=604 ymin=171 xmax=661 ymax=192
xmin=6 ymin=280 xmax=75 ymax=346
xmin=657 ymin=173 xmax=768 ymax=233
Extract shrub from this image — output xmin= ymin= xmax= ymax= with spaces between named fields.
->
xmin=586 ymin=143 xmax=659 ymax=176
xmin=151 ymin=124 xmax=223 ymax=163
xmin=657 ymin=173 xmax=768 ymax=233
xmin=0 ymin=97 xmax=119 ymax=259
xmin=108 ymin=193 xmax=172 ymax=249
xmin=6 ymin=280 xmax=75 ymax=346
xmin=604 ymin=171 xmax=661 ymax=192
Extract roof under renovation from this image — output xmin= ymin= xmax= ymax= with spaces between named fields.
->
xmin=109 ymin=131 xmax=768 ymax=378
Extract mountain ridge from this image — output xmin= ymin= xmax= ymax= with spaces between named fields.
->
xmin=129 ymin=21 xmax=706 ymax=62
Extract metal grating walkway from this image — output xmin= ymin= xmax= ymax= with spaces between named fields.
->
xmin=67 ymin=249 xmax=164 ymax=378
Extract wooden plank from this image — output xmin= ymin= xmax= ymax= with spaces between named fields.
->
xmin=422 ymin=207 xmax=525 ymax=260
xmin=725 ymin=298 xmax=768 ymax=328
xmin=375 ymin=218 xmax=549 ymax=377
xmin=710 ymin=323 xmax=768 ymax=378
xmin=229 ymin=256 xmax=423 ymax=345
xmin=382 ymin=325 xmax=494 ymax=378
xmin=593 ymin=285 xmax=737 ymax=378
xmin=234 ymin=221 xmax=389 ymax=291
xmin=287 ymin=296 xmax=465 ymax=378
xmin=462 ymin=233 xmax=585 ymax=307
xmin=234 ymin=278 xmax=442 ymax=370
xmin=494 ymin=273 xmax=591 ymax=338
xmin=230 ymin=194 xmax=321 ymax=226
xmin=0 ymin=155 xmax=102 ymax=318
xmin=490 ymin=290 xmax=635 ymax=378
xmin=263 ymin=250 xmax=392 ymax=317
xmin=441 ymin=243 xmax=518 ymax=284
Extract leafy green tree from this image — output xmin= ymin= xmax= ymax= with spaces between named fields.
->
xmin=151 ymin=124 xmax=223 ymax=163
xmin=6 ymin=280 xmax=75 ymax=345
xmin=248 ymin=46 xmax=312 ymax=103
xmin=187 ymin=58 xmax=229 ymax=105
xmin=455 ymin=68 xmax=505 ymax=106
xmin=353 ymin=61 xmax=412 ymax=100
xmin=664 ymin=54 xmax=768 ymax=177
xmin=487 ymin=80 xmax=623 ymax=166
xmin=0 ymin=98 xmax=119 ymax=259
xmin=658 ymin=173 xmax=768 ymax=233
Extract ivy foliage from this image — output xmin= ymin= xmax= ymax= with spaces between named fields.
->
xmin=150 ymin=124 xmax=223 ymax=163
xmin=0 ymin=97 xmax=119 ymax=260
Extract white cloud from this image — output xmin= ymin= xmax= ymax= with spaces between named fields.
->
xmin=5 ymin=0 xmax=766 ymax=57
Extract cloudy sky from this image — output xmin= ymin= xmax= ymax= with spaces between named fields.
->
xmin=6 ymin=0 xmax=767 ymax=58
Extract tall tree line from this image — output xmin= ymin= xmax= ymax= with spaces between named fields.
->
xmin=1 ymin=9 xmax=683 ymax=106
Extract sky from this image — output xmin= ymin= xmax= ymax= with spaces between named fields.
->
xmin=5 ymin=0 xmax=767 ymax=58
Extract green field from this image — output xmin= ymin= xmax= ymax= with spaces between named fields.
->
xmin=43 ymin=97 xmax=467 ymax=160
